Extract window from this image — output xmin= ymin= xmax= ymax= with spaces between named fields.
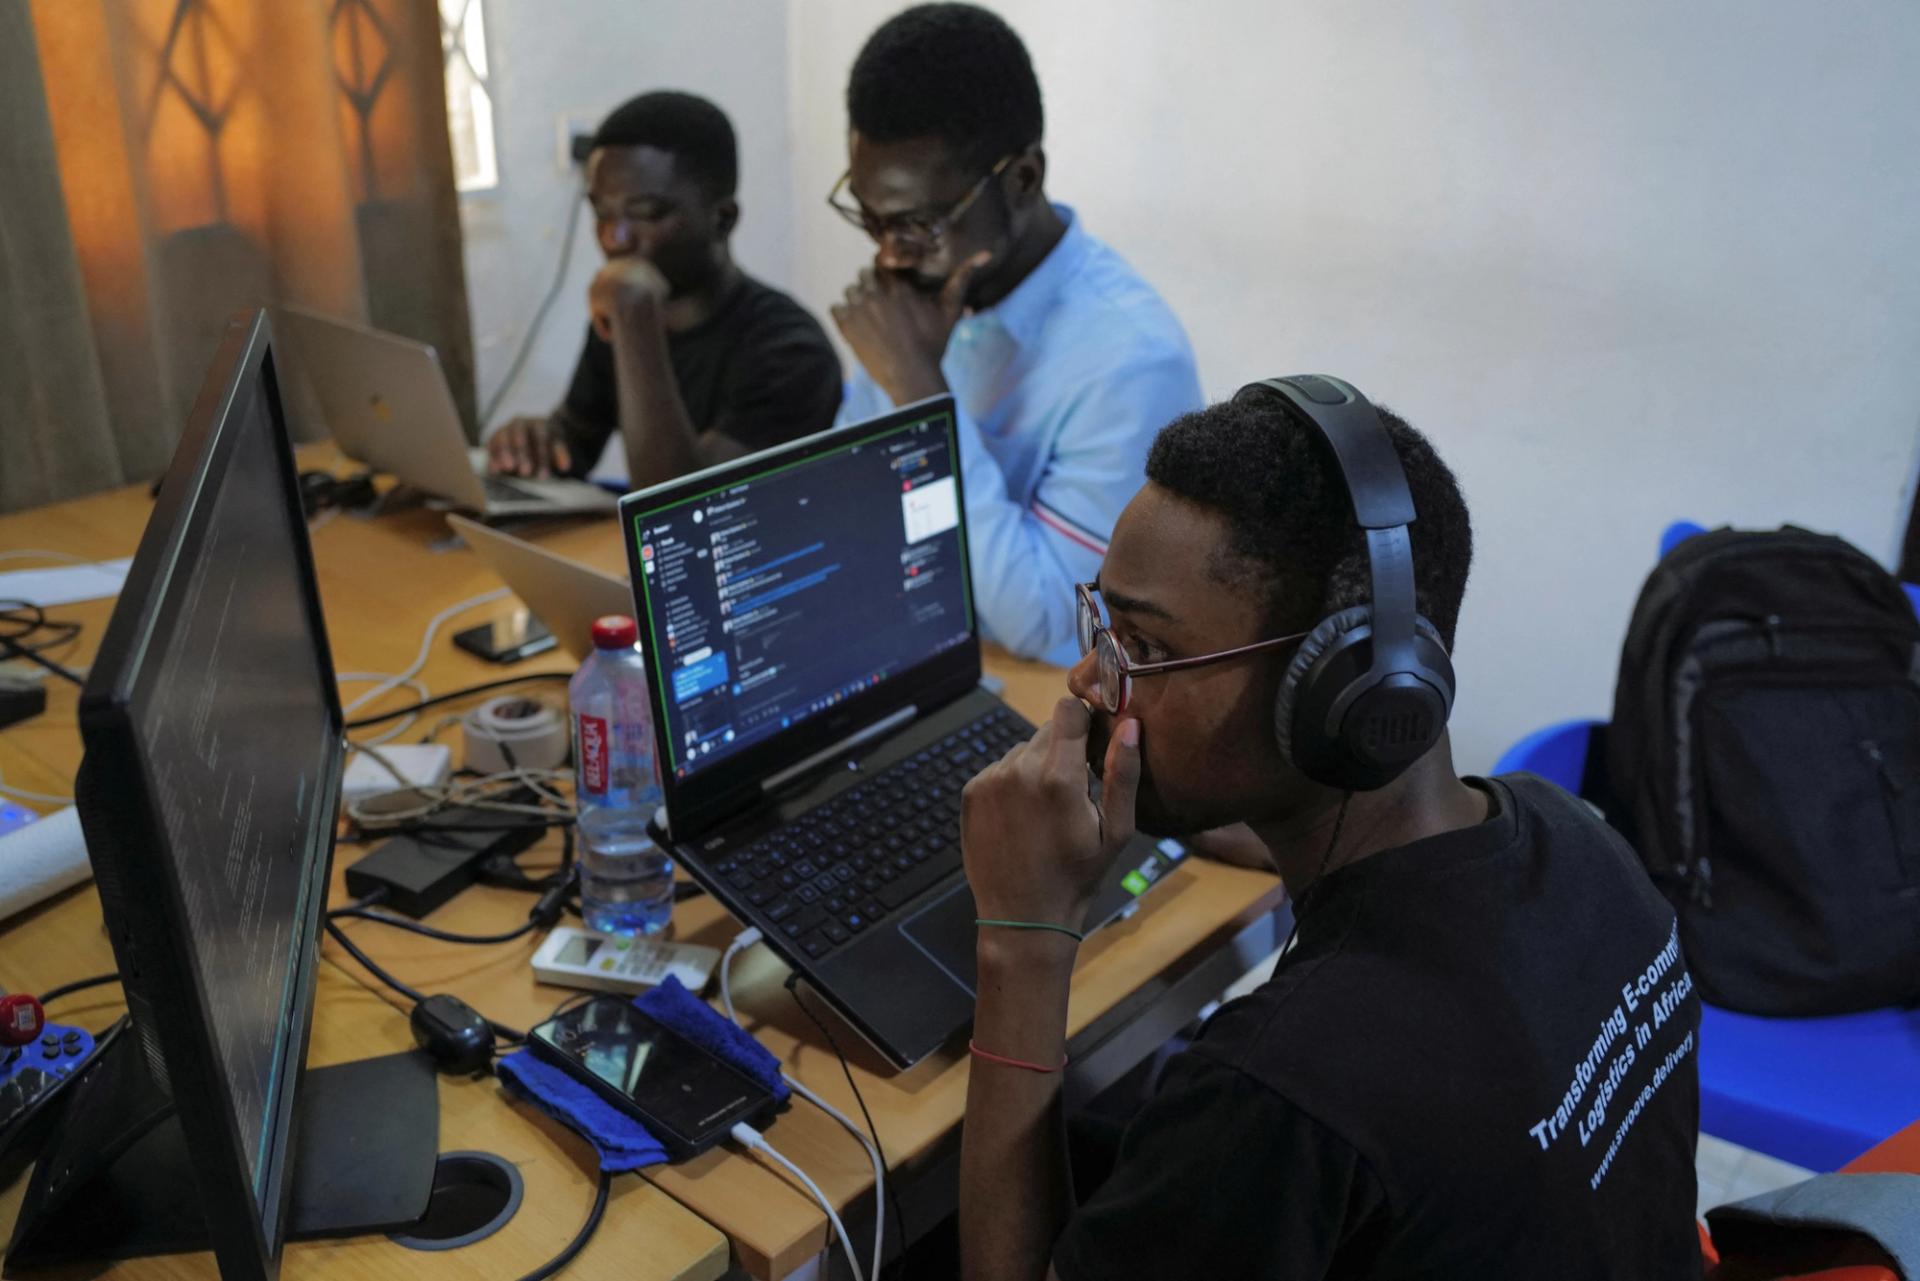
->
xmin=439 ymin=0 xmax=498 ymax=192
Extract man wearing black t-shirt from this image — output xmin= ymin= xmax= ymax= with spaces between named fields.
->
xmin=958 ymin=392 xmax=1703 ymax=1279
xmin=486 ymin=92 xmax=840 ymax=488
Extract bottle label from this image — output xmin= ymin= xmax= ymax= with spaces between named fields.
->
xmin=578 ymin=714 xmax=610 ymax=796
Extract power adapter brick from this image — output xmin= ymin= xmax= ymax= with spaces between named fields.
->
xmin=0 ymin=680 xmax=47 ymax=732
xmin=343 ymin=804 xmax=546 ymax=918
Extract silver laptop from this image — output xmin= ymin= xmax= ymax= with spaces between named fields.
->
xmin=446 ymin=514 xmax=634 ymax=661
xmin=278 ymin=307 xmax=615 ymax=519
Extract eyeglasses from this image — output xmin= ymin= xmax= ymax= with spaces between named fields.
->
xmin=826 ymin=155 xmax=1014 ymax=252
xmin=1077 ymin=582 xmax=1309 ymax=716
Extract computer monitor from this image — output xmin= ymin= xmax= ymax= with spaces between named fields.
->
xmin=9 ymin=312 xmax=435 ymax=1279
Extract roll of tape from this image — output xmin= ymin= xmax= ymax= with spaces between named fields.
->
xmin=463 ymin=695 xmax=569 ymax=773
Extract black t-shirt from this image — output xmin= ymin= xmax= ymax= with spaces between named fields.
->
xmin=1055 ymin=775 xmax=1703 ymax=1280
xmin=553 ymin=273 xmax=841 ymax=477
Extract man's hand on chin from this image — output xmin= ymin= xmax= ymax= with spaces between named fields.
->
xmin=831 ymin=251 xmax=990 ymax=407
xmin=961 ymin=697 xmax=1141 ymax=935
xmin=589 ymin=256 xmax=671 ymax=341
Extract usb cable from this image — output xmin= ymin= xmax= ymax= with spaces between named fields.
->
xmin=721 ymin=927 xmax=887 ymax=1281
xmin=729 ymin=1120 xmax=865 ymax=1281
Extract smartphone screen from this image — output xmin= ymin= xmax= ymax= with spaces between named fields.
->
xmin=530 ymin=998 xmax=771 ymax=1146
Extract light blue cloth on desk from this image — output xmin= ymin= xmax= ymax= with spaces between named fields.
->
xmin=839 ymin=205 xmax=1202 ymax=667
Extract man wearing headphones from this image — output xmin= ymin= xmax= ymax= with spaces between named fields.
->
xmin=957 ymin=380 xmax=1703 ymax=1278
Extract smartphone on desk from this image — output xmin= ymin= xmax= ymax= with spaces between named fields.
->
xmin=528 ymin=996 xmax=778 ymax=1158
xmin=452 ymin=610 xmax=555 ymax=664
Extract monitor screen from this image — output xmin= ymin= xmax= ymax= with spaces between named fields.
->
xmin=77 ymin=312 xmax=339 ymax=1264
xmin=134 ymin=368 xmax=333 ymax=1205
xmin=630 ymin=404 xmax=973 ymax=781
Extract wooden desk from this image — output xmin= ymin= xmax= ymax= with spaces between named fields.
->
xmin=0 ymin=890 xmax=728 ymax=1281
xmin=1 ymin=464 xmax=1287 ymax=1278
xmin=0 ymin=478 xmax=728 ymax=1281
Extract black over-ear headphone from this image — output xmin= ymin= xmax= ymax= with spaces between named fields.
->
xmin=1231 ymin=375 xmax=1457 ymax=791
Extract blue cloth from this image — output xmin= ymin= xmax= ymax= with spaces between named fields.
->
xmin=838 ymin=205 xmax=1202 ymax=666
xmin=495 ymin=975 xmax=789 ymax=1171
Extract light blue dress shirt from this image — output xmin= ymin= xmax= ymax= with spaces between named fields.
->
xmin=838 ymin=206 xmax=1202 ymax=667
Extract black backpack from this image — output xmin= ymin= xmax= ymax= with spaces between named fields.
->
xmin=1606 ymin=526 xmax=1920 ymax=1015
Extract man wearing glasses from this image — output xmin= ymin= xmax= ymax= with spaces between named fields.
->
xmin=953 ymin=396 xmax=1703 ymax=1277
xmin=830 ymin=4 xmax=1201 ymax=666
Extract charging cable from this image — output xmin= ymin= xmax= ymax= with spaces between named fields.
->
xmin=337 ymin=671 xmax=431 ymax=747
xmin=720 ymin=928 xmax=888 ymax=1281
xmin=729 ymin=1121 xmax=865 ymax=1281
xmin=341 ymin=588 xmax=511 ymax=723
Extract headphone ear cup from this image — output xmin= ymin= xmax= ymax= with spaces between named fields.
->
xmin=1273 ymin=606 xmax=1371 ymax=772
xmin=1277 ymin=607 xmax=1456 ymax=791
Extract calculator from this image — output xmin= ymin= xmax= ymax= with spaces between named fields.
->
xmin=530 ymin=927 xmax=720 ymax=996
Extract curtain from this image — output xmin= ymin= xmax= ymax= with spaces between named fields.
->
xmin=1 ymin=0 xmax=476 ymax=513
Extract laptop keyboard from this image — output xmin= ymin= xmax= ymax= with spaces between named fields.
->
xmin=710 ymin=706 xmax=1031 ymax=964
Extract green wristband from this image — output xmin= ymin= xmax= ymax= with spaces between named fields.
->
xmin=975 ymin=918 xmax=1085 ymax=943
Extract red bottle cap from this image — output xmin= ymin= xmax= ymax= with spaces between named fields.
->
xmin=590 ymin=616 xmax=639 ymax=649
xmin=0 ymin=993 xmax=45 ymax=1046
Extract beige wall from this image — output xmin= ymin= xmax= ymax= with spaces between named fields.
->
xmin=784 ymin=0 xmax=1920 ymax=770
xmin=459 ymin=1 xmax=1920 ymax=770
xmin=461 ymin=0 xmax=797 ymax=430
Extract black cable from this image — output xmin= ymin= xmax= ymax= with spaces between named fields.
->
xmin=324 ymin=918 xmax=429 ymax=1005
xmin=0 ymin=602 xmax=81 ymax=655
xmin=481 ymin=173 xmax=589 ymax=430
xmin=327 ymin=907 xmax=540 ymax=946
xmin=1274 ymin=792 xmax=1354 ymax=967
xmin=39 ymin=972 xmax=121 ymax=1005
xmin=786 ymin=974 xmax=907 ymax=1271
xmin=514 ymin=1168 xmax=612 ymax=1281
xmin=343 ymin=673 xmax=573 ymax=729
xmin=0 ymin=631 xmax=85 ymax=686
xmin=324 ymin=918 xmax=527 ymax=1043
xmin=340 ymin=818 xmax=573 ymax=844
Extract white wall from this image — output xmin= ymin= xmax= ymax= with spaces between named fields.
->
xmin=462 ymin=0 xmax=797 ymax=430
xmin=787 ymin=0 xmax=1920 ymax=771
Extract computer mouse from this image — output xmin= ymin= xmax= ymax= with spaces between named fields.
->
xmin=410 ymin=994 xmax=494 ymax=1075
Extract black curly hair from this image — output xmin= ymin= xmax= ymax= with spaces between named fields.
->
xmin=591 ymin=91 xmax=737 ymax=201
xmin=1145 ymin=393 xmax=1474 ymax=649
xmin=847 ymin=4 xmax=1043 ymax=171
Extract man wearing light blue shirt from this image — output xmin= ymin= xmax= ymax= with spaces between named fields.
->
xmin=828 ymin=4 xmax=1201 ymax=666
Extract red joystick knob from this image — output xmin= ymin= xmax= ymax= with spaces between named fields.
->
xmin=0 ymin=993 xmax=45 ymax=1046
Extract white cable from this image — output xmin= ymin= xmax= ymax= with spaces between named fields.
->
xmin=718 ymin=927 xmax=762 ymax=1024
xmin=720 ymin=929 xmax=887 ymax=1281
xmin=341 ymin=588 xmax=509 ymax=718
xmin=337 ymin=672 xmax=431 ymax=747
xmin=0 ymin=765 xmax=74 ymax=807
xmin=342 ymin=739 xmax=573 ymax=827
xmin=730 ymin=1123 xmax=865 ymax=1281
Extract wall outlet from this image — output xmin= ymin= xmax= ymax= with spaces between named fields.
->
xmin=555 ymin=113 xmax=598 ymax=171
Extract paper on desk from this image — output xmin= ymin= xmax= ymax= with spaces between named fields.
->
xmin=0 ymin=558 xmax=133 ymax=607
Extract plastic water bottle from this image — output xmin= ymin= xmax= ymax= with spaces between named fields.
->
xmin=569 ymin=615 xmax=673 ymax=935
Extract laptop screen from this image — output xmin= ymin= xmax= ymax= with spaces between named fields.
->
xmin=630 ymin=402 xmax=973 ymax=782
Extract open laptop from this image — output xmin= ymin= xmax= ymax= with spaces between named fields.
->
xmin=618 ymin=395 xmax=1187 ymax=1069
xmin=278 ymin=307 xmax=615 ymax=519
xmin=447 ymin=513 xmax=634 ymax=661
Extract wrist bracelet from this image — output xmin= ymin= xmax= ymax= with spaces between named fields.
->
xmin=969 ymin=1039 xmax=1069 ymax=1074
xmin=975 ymin=917 xmax=1084 ymax=942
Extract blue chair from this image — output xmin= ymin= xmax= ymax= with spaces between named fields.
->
xmin=1494 ymin=521 xmax=1920 ymax=1170
xmin=1499 ymin=720 xmax=1920 ymax=1170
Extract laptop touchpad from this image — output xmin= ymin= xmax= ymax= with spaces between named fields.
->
xmin=899 ymin=884 xmax=979 ymax=995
